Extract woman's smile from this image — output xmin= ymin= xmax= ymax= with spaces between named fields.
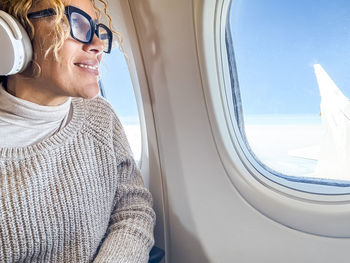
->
xmin=74 ymin=61 xmax=100 ymax=76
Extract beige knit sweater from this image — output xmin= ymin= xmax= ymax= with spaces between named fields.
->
xmin=0 ymin=96 xmax=155 ymax=262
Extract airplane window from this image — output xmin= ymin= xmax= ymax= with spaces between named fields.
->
xmin=100 ymin=48 xmax=141 ymax=162
xmin=227 ymin=0 xmax=350 ymax=185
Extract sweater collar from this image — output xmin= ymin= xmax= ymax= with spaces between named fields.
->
xmin=0 ymin=84 xmax=71 ymax=122
xmin=0 ymin=85 xmax=85 ymax=160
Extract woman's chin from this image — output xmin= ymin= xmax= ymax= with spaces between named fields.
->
xmin=79 ymin=84 xmax=100 ymax=99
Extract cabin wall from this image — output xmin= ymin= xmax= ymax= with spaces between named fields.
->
xmin=107 ymin=0 xmax=350 ymax=262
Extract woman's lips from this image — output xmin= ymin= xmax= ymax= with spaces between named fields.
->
xmin=74 ymin=63 xmax=99 ymax=76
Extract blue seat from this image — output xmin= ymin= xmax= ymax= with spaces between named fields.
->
xmin=149 ymin=246 xmax=165 ymax=263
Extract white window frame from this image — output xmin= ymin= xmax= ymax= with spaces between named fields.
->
xmin=106 ymin=0 xmax=167 ymax=254
xmin=105 ymin=1 xmax=150 ymax=183
xmin=193 ymin=0 xmax=350 ymax=237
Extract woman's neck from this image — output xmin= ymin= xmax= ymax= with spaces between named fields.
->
xmin=6 ymin=76 xmax=69 ymax=106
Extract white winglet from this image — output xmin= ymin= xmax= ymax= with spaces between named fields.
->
xmin=313 ymin=64 xmax=350 ymax=180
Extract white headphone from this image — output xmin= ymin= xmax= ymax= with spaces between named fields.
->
xmin=0 ymin=10 xmax=32 ymax=76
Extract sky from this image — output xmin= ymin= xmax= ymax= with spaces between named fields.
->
xmin=97 ymin=1 xmax=350 ymax=177
xmin=229 ymin=0 xmax=350 ymax=115
xmin=99 ymin=1 xmax=350 ymax=118
xmin=99 ymin=49 xmax=141 ymax=158
xmin=100 ymin=48 xmax=139 ymax=125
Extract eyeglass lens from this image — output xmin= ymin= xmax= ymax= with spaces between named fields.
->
xmin=71 ymin=12 xmax=91 ymax=42
xmin=97 ymin=26 xmax=110 ymax=53
xmin=70 ymin=12 xmax=110 ymax=52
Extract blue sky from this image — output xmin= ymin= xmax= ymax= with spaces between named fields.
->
xmin=101 ymin=1 xmax=350 ymax=118
xmin=100 ymin=48 xmax=139 ymax=125
xmin=230 ymin=0 xmax=350 ymax=114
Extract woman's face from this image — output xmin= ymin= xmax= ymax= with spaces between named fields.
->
xmin=29 ymin=0 xmax=105 ymax=103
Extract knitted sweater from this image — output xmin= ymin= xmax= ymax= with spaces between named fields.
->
xmin=0 ymin=96 xmax=155 ymax=262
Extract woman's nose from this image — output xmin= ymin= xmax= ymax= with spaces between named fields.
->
xmin=84 ymin=33 xmax=105 ymax=53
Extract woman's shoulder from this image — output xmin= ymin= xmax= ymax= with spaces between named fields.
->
xmin=74 ymin=95 xmax=120 ymax=126
xmin=73 ymin=96 xmax=131 ymax=155
xmin=79 ymin=95 xmax=114 ymax=116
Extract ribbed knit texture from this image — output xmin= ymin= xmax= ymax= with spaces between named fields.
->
xmin=0 ymin=96 xmax=155 ymax=263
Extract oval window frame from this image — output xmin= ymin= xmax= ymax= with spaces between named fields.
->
xmin=193 ymin=0 xmax=350 ymax=237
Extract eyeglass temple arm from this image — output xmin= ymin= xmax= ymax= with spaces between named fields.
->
xmin=27 ymin=9 xmax=57 ymax=19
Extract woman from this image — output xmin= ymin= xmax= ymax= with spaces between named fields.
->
xmin=0 ymin=0 xmax=155 ymax=262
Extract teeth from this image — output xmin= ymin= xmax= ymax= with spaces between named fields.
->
xmin=76 ymin=64 xmax=98 ymax=70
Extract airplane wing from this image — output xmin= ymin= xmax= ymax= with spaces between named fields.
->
xmin=288 ymin=145 xmax=320 ymax=161
xmin=313 ymin=64 xmax=350 ymax=180
xmin=287 ymin=64 xmax=350 ymax=180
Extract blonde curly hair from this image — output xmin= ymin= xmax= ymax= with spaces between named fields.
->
xmin=0 ymin=0 xmax=119 ymax=73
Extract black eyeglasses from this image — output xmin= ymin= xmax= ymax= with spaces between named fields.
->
xmin=28 ymin=5 xmax=113 ymax=53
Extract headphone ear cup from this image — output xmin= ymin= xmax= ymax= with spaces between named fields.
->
xmin=17 ymin=18 xmax=33 ymax=73
xmin=0 ymin=10 xmax=33 ymax=76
